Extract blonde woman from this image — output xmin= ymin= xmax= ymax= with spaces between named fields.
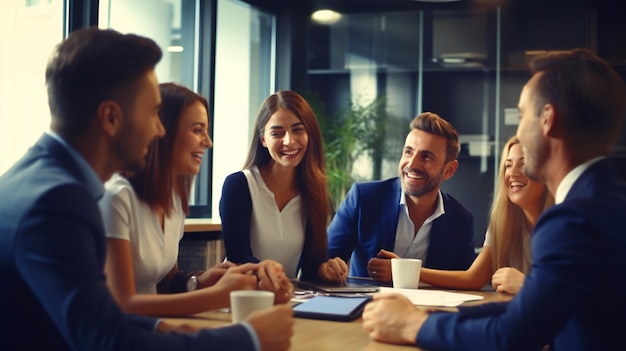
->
xmin=419 ymin=135 xmax=553 ymax=294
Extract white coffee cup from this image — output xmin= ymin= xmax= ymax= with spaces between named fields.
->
xmin=230 ymin=290 xmax=274 ymax=323
xmin=391 ymin=258 xmax=422 ymax=289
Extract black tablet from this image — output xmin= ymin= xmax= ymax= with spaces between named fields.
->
xmin=292 ymin=295 xmax=372 ymax=321
xmin=293 ymin=279 xmax=380 ymax=293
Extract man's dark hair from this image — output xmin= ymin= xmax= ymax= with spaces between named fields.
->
xmin=46 ymin=27 xmax=162 ymax=138
xmin=409 ymin=112 xmax=460 ymax=163
xmin=530 ymin=48 xmax=626 ymax=150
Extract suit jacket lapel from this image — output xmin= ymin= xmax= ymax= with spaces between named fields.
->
xmin=382 ymin=178 xmax=402 ymax=250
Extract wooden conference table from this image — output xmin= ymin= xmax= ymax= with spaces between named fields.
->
xmin=162 ymin=284 xmax=513 ymax=351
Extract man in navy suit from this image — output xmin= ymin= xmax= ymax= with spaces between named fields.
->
xmin=363 ymin=49 xmax=626 ymax=350
xmin=0 ymin=27 xmax=293 ymax=351
xmin=327 ymin=112 xmax=476 ymax=282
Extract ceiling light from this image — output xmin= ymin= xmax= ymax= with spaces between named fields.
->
xmin=167 ymin=45 xmax=184 ymax=53
xmin=311 ymin=9 xmax=341 ymax=24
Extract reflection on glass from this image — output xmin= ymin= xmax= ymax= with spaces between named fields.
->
xmin=306 ymin=8 xmax=497 ymax=243
xmin=98 ymin=0 xmax=189 ymax=86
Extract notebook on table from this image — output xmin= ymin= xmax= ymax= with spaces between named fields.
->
xmin=292 ymin=277 xmax=381 ymax=293
xmin=292 ymin=295 xmax=372 ymax=321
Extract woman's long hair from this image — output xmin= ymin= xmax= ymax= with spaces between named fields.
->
xmin=126 ymin=83 xmax=209 ymax=216
xmin=244 ymin=90 xmax=329 ymax=266
xmin=488 ymin=135 xmax=554 ymax=271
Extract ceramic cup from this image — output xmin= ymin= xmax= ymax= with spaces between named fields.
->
xmin=391 ymin=258 xmax=422 ymax=289
xmin=230 ymin=290 xmax=274 ymax=323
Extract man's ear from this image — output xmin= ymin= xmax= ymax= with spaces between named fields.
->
xmin=98 ymin=100 xmax=123 ymax=137
xmin=442 ymin=159 xmax=459 ymax=180
xmin=541 ymin=103 xmax=557 ymax=137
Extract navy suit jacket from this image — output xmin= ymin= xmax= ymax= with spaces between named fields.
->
xmin=418 ymin=159 xmax=626 ymax=350
xmin=327 ymin=178 xmax=476 ymax=277
xmin=0 ymin=134 xmax=255 ymax=350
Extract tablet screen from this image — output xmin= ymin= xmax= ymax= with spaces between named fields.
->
xmin=292 ymin=296 xmax=372 ymax=321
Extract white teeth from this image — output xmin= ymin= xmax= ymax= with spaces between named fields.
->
xmin=510 ymin=181 xmax=525 ymax=187
xmin=192 ymin=152 xmax=203 ymax=158
xmin=406 ymin=173 xmax=424 ymax=179
xmin=282 ymin=149 xmax=298 ymax=156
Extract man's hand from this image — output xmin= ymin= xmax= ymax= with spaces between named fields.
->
xmin=246 ymin=304 xmax=295 ymax=351
xmin=491 ymin=267 xmax=526 ymax=295
xmin=362 ymin=293 xmax=427 ymax=345
xmin=318 ymin=257 xmax=348 ymax=284
xmin=155 ymin=320 xmax=199 ymax=334
xmin=367 ymin=249 xmax=399 ymax=282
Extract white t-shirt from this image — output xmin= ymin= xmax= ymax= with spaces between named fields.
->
xmin=99 ymin=174 xmax=185 ymax=294
xmin=483 ymin=228 xmax=531 ymax=273
xmin=243 ymin=167 xmax=306 ymax=278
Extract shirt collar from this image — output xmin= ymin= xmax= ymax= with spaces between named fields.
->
xmin=554 ymin=156 xmax=604 ymax=204
xmin=46 ymin=131 xmax=104 ymax=200
xmin=400 ymin=189 xmax=446 ymax=220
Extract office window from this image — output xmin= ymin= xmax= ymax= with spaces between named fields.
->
xmin=0 ymin=0 xmax=64 ymax=176
xmin=99 ymin=0 xmax=207 ymax=211
xmin=98 ymin=0 xmax=194 ymax=91
xmin=211 ymin=0 xmax=275 ymax=218
xmin=98 ymin=0 xmax=275 ymax=219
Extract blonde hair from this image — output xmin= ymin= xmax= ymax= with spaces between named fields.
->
xmin=488 ymin=135 xmax=554 ymax=271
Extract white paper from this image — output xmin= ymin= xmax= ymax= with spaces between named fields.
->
xmin=374 ymin=287 xmax=484 ymax=307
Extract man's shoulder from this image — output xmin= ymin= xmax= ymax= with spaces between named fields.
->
xmin=352 ymin=177 xmax=399 ymax=192
xmin=0 ymin=151 xmax=78 ymax=199
xmin=0 ymin=154 xmax=93 ymax=236
xmin=440 ymin=190 xmax=473 ymax=215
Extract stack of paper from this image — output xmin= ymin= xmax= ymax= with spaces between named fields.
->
xmin=375 ymin=287 xmax=484 ymax=307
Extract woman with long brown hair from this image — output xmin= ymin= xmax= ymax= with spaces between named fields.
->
xmin=220 ymin=90 xmax=347 ymax=303
xmin=99 ymin=83 xmax=258 ymax=316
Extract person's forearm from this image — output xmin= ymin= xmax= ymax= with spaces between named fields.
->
xmin=118 ymin=287 xmax=229 ymax=317
xmin=419 ymin=267 xmax=489 ymax=290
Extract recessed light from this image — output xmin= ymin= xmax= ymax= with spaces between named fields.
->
xmin=311 ymin=9 xmax=341 ymax=24
xmin=167 ymin=46 xmax=184 ymax=53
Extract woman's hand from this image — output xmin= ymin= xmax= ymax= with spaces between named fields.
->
xmin=197 ymin=261 xmax=237 ymax=289
xmin=256 ymin=260 xmax=293 ymax=304
xmin=318 ymin=257 xmax=348 ymax=284
xmin=491 ymin=267 xmax=526 ymax=295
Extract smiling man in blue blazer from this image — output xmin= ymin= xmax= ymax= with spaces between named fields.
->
xmin=327 ymin=112 xmax=476 ymax=283
xmin=363 ymin=49 xmax=626 ymax=350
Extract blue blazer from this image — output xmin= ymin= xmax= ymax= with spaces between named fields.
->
xmin=418 ymin=159 xmax=626 ymax=351
xmin=0 ymin=134 xmax=255 ymax=350
xmin=327 ymin=178 xmax=476 ymax=277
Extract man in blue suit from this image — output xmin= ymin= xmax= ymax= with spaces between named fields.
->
xmin=0 ymin=27 xmax=293 ymax=351
xmin=362 ymin=49 xmax=626 ymax=350
xmin=327 ymin=112 xmax=476 ymax=282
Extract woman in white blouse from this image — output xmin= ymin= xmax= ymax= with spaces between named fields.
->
xmin=99 ymin=83 xmax=259 ymax=317
xmin=220 ymin=90 xmax=348 ymax=303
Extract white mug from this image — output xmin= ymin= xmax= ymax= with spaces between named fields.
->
xmin=230 ymin=290 xmax=274 ymax=323
xmin=391 ymin=258 xmax=422 ymax=289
